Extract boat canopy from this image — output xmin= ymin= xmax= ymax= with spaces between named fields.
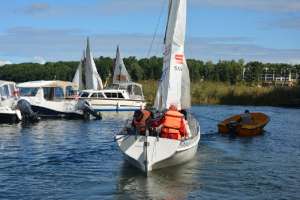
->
xmin=17 ymin=80 xmax=78 ymax=98
xmin=17 ymin=80 xmax=78 ymax=89
xmin=106 ymin=82 xmax=144 ymax=97
xmin=0 ymin=81 xmax=16 ymax=99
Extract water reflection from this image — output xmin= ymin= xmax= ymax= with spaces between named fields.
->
xmin=116 ymin=157 xmax=201 ymax=200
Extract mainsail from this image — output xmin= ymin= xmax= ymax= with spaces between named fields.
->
xmin=72 ymin=52 xmax=84 ymax=90
xmin=84 ymin=37 xmax=103 ymax=90
xmin=113 ymin=46 xmax=131 ymax=84
xmin=154 ymin=0 xmax=191 ymax=111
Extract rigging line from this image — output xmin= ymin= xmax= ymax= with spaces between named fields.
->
xmin=146 ymin=0 xmax=168 ymax=58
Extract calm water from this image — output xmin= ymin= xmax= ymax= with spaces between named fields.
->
xmin=0 ymin=106 xmax=299 ymax=200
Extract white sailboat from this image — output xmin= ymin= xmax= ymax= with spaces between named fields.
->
xmin=77 ymin=44 xmax=146 ymax=111
xmin=84 ymin=37 xmax=104 ymax=90
xmin=115 ymin=0 xmax=200 ymax=173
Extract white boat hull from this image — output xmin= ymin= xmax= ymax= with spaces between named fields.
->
xmin=87 ymin=99 xmax=146 ymax=112
xmin=0 ymin=107 xmax=20 ymax=123
xmin=20 ymin=97 xmax=84 ymax=118
xmin=115 ymin=127 xmax=200 ymax=173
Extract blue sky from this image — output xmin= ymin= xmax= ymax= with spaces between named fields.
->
xmin=0 ymin=0 xmax=300 ymax=65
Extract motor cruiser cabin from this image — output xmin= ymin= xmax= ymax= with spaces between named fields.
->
xmin=79 ymin=82 xmax=146 ymax=112
xmin=18 ymin=81 xmax=78 ymax=100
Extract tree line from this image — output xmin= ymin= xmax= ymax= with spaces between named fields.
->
xmin=1 ymin=56 xmax=300 ymax=84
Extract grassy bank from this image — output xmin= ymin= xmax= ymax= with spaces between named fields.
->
xmin=140 ymin=80 xmax=300 ymax=107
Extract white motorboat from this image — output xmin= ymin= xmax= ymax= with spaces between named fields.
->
xmin=115 ymin=0 xmax=200 ymax=174
xmin=74 ymin=41 xmax=146 ymax=111
xmin=17 ymin=80 xmax=91 ymax=119
xmin=0 ymin=80 xmax=21 ymax=123
xmin=79 ymin=82 xmax=145 ymax=111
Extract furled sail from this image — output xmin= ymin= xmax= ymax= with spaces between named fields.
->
xmin=154 ymin=0 xmax=190 ymax=111
xmin=113 ymin=46 xmax=131 ymax=84
xmin=84 ymin=37 xmax=103 ymax=90
xmin=72 ymin=52 xmax=84 ymax=90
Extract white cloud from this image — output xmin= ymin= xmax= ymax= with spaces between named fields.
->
xmin=193 ymin=0 xmax=300 ymax=12
xmin=33 ymin=56 xmax=46 ymax=64
xmin=0 ymin=60 xmax=12 ymax=66
xmin=23 ymin=3 xmax=50 ymax=15
xmin=0 ymin=26 xmax=300 ymax=64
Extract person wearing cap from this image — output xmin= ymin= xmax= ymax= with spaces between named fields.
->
xmin=240 ymin=110 xmax=252 ymax=124
xmin=132 ymin=109 xmax=152 ymax=135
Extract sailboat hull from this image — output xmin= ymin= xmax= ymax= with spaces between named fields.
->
xmin=115 ymin=128 xmax=200 ymax=173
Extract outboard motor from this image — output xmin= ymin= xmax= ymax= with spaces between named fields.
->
xmin=17 ymin=99 xmax=40 ymax=123
xmin=78 ymin=100 xmax=102 ymax=120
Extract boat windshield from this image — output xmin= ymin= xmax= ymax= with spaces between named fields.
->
xmin=0 ymin=85 xmax=11 ymax=98
xmin=127 ymin=84 xmax=143 ymax=96
xmin=80 ymin=92 xmax=90 ymax=98
xmin=19 ymin=87 xmax=39 ymax=97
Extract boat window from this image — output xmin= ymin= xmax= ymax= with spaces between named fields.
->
xmin=133 ymin=85 xmax=142 ymax=96
xmin=112 ymin=93 xmax=118 ymax=98
xmin=91 ymin=93 xmax=98 ymax=98
xmin=43 ymin=87 xmax=64 ymax=100
xmin=0 ymin=85 xmax=10 ymax=98
xmin=97 ymin=93 xmax=104 ymax=98
xmin=127 ymin=85 xmax=133 ymax=95
xmin=80 ymin=92 xmax=90 ymax=98
xmin=105 ymin=93 xmax=112 ymax=98
xmin=117 ymin=93 xmax=124 ymax=99
xmin=66 ymin=86 xmax=75 ymax=97
xmin=54 ymin=87 xmax=64 ymax=98
xmin=43 ymin=87 xmax=54 ymax=100
xmin=19 ymin=87 xmax=38 ymax=97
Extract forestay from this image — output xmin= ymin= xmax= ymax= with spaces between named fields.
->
xmin=84 ymin=38 xmax=103 ymax=90
xmin=154 ymin=0 xmax=191 ymax=111
xmin=113 ymin=46 xmax=131 ymax=84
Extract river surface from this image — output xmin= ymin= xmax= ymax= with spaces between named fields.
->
xmin=0 ymin=106 xmax=299 ymax=200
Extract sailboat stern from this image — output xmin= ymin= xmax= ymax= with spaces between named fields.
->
xmin=115 ymin=135 xmax=181 ymax=173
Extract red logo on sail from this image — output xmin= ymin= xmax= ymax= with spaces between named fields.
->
xmin=175 ymin=54 xmax=184 ymax=64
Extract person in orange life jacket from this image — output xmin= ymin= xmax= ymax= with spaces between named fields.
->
xmin=157 ymin=105 xmax=188 ymax=140
xmin=132 ymin=109 xmax=152 ymax=134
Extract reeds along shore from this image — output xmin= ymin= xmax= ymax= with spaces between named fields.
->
xmin=140 ymin=80 xmax=300 ymax=107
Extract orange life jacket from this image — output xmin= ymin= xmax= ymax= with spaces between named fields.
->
xmin=161 ymin=110 xmax=184 ymax=140
xmin=133 ymin=110 xmax=151 ymax=134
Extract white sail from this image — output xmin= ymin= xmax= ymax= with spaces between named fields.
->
xmin=113 ymin=46 xmax=131 ymax=84
xmin=84 ymin=37 xmax=103 ymax=90
xmin=72 ymin=52 xmax=84 ymax=90
xmin=154 ymin=0 xmax=190 ymax=111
